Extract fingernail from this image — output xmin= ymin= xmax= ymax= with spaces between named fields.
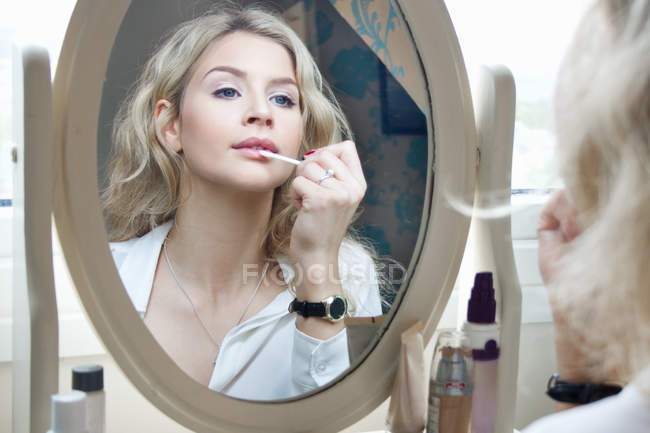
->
xmin=304 ymin=150 xmax=316 ymax=156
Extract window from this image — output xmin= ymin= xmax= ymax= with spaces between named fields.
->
xmin=446 ymin=0 xmax=594 ymax=192
xmin=443 ymin=0 xmax=594 ymax=325
xmin=1 ymin=0 xmax=77 ymax=201
xmin=0 ymin=0 xmax=79 ymax=362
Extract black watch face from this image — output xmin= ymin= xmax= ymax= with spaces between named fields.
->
xmin=330 ymin=297 xmax=346 ymax=320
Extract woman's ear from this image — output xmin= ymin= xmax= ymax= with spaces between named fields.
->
xmin=154 ymin=99 xmax=182 ymax=153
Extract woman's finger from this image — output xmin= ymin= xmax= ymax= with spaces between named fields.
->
xmin=296 ymin=160 xmax=342 ymax=188
xmin=306 ymin=150 xmax=356 ymax=186
xmin=291 ymin=175 xmax=348 ymax=212
xmin=317 ymin=140 xmax=366 ymax=188
xmin=291 ymin=175 xmax=319 ymax=211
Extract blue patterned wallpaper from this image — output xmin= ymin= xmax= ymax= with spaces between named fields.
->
xmin=292 ymin=0 xmax=429 ymax=282
xmin=311 ymin=0 xmax=428 ymax=265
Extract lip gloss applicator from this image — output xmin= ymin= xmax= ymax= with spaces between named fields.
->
xmin=259 ymin=149 xmax=302 ymax=165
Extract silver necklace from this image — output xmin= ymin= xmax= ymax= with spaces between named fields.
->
xmin=163 ymin=239 xmax=269 ymax=364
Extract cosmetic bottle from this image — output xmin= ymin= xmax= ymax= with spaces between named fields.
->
xmin=426 ymin=330 xmax=472 ymax=433
xmin=46 ymin=391 xmax=87 ymax=433
xmin=72 ymin=365 xmax=105 ymax=433
xmin=461 ymin=272 xmax=500 ymax=433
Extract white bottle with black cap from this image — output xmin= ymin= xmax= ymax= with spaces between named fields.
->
xmin=47 ymin=391 xmax=87 ymax=433
xmin=72 ymin=365 xmax=105 ymax=433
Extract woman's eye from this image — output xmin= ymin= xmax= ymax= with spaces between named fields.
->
xmin=214 ymin=87 xmax=240 ymax=99
xmin=271 ymin=94 xmax=296 ymax=108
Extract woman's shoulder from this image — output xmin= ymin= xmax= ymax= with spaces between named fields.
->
xmin=109 ymin=236 xmax=140 ymax=253
xmin=108 ymin=220 xmax=174 ymax=316
xmin=109 ymin=220 xmax=173 ymax=268
xmin=109 ymin=237 xmax=142 ymax=270
xmin=522 ymin=384 xmax=650 ymax=433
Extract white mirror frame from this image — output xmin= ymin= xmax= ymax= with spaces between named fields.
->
xmin=52 ymin=0 xmax=476 ymax=431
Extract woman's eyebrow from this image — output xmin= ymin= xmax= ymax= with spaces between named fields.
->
xmin=269 ymin=77 xmax=298 ymax=88
xmin=203 ymin=66 xmax=297 ymax=87
xmin=203 ymin=65 xmax=245 ymax=80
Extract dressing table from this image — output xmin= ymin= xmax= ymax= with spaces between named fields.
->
xmin=12 ymin=1 xmax=520 ymax=431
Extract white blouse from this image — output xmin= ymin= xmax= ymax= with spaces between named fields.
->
xmin=109 ymin=220 xmax=383 ymax=400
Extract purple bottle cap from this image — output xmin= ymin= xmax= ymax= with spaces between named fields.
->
xmin=467 ymin=272 xmax=496 ymax=324
xmin=472 ymin=339 xmax=500 ymax=361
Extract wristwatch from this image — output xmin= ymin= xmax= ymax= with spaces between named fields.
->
xmin=289 ymin=295 xmax=348 ymax=322
xmin=546 ymin=373 xmax=623 ymax=404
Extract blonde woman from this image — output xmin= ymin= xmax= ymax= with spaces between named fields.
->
xmin=524 ymin=0 xmax=650 ymax=431
xmin=102 ymin=4 xmax=382 ymax=400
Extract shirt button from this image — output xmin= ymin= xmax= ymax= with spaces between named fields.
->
xmin=317 ymin=363 xmax=327 ymax=372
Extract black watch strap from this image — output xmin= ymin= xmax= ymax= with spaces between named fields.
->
xmin=546 ymin=374 xmax=622 ymax=404
xmin=289 ymin=299 xmax=326 ymax=318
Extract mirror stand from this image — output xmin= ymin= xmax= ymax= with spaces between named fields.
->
xmin=11 ymin=44 xmax=58 ymax=433
xmin=455 ymin=64 xmax=521 ymax=433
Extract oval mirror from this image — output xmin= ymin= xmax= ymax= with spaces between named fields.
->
xmin=52 ymin=0 xmax=476 ymax=430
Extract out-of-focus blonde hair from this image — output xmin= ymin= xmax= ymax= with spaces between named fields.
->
xmin=552 ymin=0 xmax=650 ymax=392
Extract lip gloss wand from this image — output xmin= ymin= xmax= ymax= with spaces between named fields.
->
xmin=259 ymin=150 xmax=302 ymax=166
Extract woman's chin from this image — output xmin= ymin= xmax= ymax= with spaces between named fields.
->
xmin=223 ymin=175 xmax=287 ymax=194
xmin=189 ymin=166 xmax=290 ymax=194
xmin=229 ymin=169 xmax=291 ymax=192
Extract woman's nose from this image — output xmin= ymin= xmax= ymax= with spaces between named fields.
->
xmin=246 ymin=113 xmax=273 ymax=127
xmin=245 ymin=98 xmax=273 ymax=127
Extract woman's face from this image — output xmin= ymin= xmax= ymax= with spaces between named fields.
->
xmin=169 ymin=31 xmax=303 ymax=192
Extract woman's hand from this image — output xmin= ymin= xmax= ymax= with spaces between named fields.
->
xmin=289 ymin=140 xmax=367 ymax=303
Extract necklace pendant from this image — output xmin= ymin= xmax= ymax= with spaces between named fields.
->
xmin=164 ymin=240 xmax=269 ymax=369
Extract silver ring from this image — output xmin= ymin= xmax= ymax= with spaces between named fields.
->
xmin=317 ymin=168 xmax=335 ymax=185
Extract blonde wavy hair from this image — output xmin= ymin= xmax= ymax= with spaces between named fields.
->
xmin=102 ymin=4 xmax=353 ymax=247
xmin=551 ymin=0 xmax=650 ymax=392
xmin=100 ymin=3 xmax=391 ymax=313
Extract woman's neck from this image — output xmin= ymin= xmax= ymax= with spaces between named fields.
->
xmin=164 ymin=180 xmax=275 ymax=297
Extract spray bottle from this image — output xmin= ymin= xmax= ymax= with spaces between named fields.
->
xmin=461 ymin=272 xmax=500 ymax=433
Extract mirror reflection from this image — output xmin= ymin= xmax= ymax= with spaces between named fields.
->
xmin=98 ymin=0 xmax=427 ymax=401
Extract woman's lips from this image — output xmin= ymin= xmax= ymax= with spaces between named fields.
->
xmin=233 ymin=137 xmax=278 ymax=152
xmin=235 ymin=147 xmax=270 ymax=160
xmin=233 ymin=137 xmax=278 ymax=161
